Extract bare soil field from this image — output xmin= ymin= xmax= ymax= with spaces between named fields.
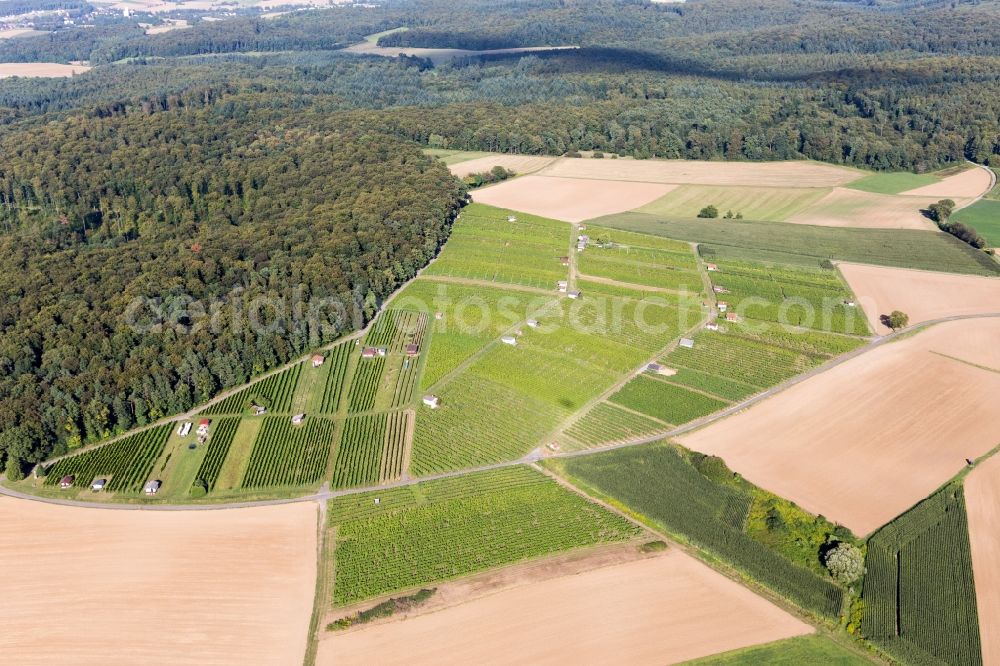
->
xmin=448 ymin=154 xmax=557 ymax=178
xmin=537 ymin=158 xmax=862 ymax=188
xmin=471 ymin=175 xmax=675 ymax=222
xmin=840 ymin=262 xmax=1000 ymax=335
xmin=679 ymin=319 xmax=1000 ymax=536
xmin=0 ymin=62 xmax=91 ymax=78
xmin=900 ymin=166 xmax=994 ymax=198
xmin=785 ymin=188 xmax=955 ymax=230
xmin=144 ymin=19 xmax=189 ymax=35
xmin=0 ymin=498 xmax=317 ymax=665
xmin=963 ymin=454 xmax=1000 ymax=666
xmin=316 ymin=548 xmax=811 ymax=666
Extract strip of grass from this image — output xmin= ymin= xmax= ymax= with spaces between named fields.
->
xmin=590 ymin=212 xmax=1000 ymax=275
xmin=682 ymin=635 xmax=875 ymax=665
xmin=846 ymin=171 xmax=939 ymax=194
xmin=952 ymin=199 xmax=1000 ymax=247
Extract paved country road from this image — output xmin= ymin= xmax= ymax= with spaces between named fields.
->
xmin=3 ymin=310 xmax=998 ymax=512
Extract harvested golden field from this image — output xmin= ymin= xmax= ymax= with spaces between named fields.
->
xmin=637 ymin=184 xmax=829 ymax=221
xmin=964 ymin=454 xmax=1000 ymax=666
xmin=0 ymin=498 xmax=317 ymax=665
xmin=0 ymin=62 xmax=91 ymax=78
xmin=840 ymin=262 xmax=1000 ymax=335
xmin=471 ymin=175 xmax=675 ymax=222
xmin=537 ymin=158 xmax=862 ymax=187
xmin=785 ymin=188 xmax=956 ymax=229
xmin=448 ymin=154 xmax=557 ymax=178
xmin=679 ymin=319 xmax=1000 ymax=536
xmin=900 ymin=166 xmax=994 ymax=198
xmin=316 ymin=549 xmax=811 ymax=666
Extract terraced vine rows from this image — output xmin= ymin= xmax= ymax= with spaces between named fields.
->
xmin=318 ymin=341 xmax=353 ymax=413
xmin=241 ymin=416 xmax=334 ymax=488
xmin=193 ymin=417 xmax=240 ymax=491
xmin=44 ymin=425 xmax=171 ymax=494
xmin=204 ymin=363 xmax=302 ymax=415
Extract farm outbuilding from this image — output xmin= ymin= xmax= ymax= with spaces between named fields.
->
xmin=361 ymin=347 xmax=377 ymax=359
xmin=59 ymin=475 xmax=75 ymax=489
xmin=292 ymin=413 xmax=306 ymax=425
xmin=706 ymin=322 xmax=719 ymax=331
xmin=143 ymin=480 xmax=161 ymax=496
xmin=252 ymin=404 xmax=267 ymax=416
xmin=177 ymin=422 xmax=192 ymax=437
xmin=707 ymin=263 xmax=719 ymax=272
xmin=726 ymin=312 xmax=739 ymax=322
xmin=91 ymin=478 xmax=107 ymax=491
xmin=501 ymin=335 xmax=518 ymax=346
xmin=568 ymin=290 xmax=581 ymax=299
xmin=406 ymin=343 xmax=420 ymax=357
xmin=423 ymin=395 xmax=441 ymax=409
xmin=647 ymin=363 xmax=663 ymax=373
xmin=713 ymin=286 xmax=729 ymax=294
xmin=717 ymin=302 xmax=728 ymax=312
xmin=507 ymin=215 xmax=517 ymax=222
xmin=312 ymin=354 xmax=325 ymax=367
xmin=679 ymin=338 xmax=695 ymax=349
xmin=559 ymin=256 xmax=570 ymax=266
xmin=527 ymin=319 xmax=540 ymax=329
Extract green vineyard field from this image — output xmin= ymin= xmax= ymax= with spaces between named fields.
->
xmin=347 ymin=356 xmax=385 ymax=413
xmin=241 ymin=416 xmax=335 ymax=488
xmin=203 ymin=363 xmax=302 ymax=415
xmin=563 ymin=403 xmax=668 ymax=450
xmin=193 ymin=417 xmax=240 ymax=491
xmin=328 ymin=466 xmax=641 ymax=603
xmin=609 ymin=376 xmax=728 ymax=426
xmin=862 ymin=486 xmax=981 ymax=666
xmin=555 ymin=444 xmax=844 ymax=618
xmin=331 ymin=412 xmax=406 ymax=489
xmin=44 ymin=425 xmax=172 ymax=494
xmin=318 ymin=342 xmax=353 ymax=414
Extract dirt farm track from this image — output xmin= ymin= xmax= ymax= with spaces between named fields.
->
xmin=0 ymin=498 xmax=317 ymax=665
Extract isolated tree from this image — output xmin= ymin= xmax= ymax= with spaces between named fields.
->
xmin=927 ymin=198 xmax=956 ymax=224
xmin=888 ymin=310 xmax=909 ymax=329
xmin=698 ymin=205 xmax=719 ymax=218
xmin=824 ymin=542 xmax=865 ymax=584
xmin=4 ymin=456 xmax=25 ymax=482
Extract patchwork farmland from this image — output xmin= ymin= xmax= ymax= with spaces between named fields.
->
xmin=9 ymin=154 xmax=1000 ymax=666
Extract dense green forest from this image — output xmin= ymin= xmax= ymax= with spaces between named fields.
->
xmin=1 ymin=0 xmax=999 ymax=471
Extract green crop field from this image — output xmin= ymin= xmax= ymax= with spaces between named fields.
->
xmin=365 ymin=309 xmax=428 ymax=352
xmin=203 ymin=363 xmax=302 ymax=415
xmin=846 ymin=171 xmax=940 ymax=194
xmin=410 ymin=287 xmax=692 ymax=474
xmin=553 ymin=443 xmax=845 ymax=618
xmin=952 ymin=199 xmax=1000 ymax=247
xmin=590 ymin=211 xmax=1000 ymax=275
xmin=193 ymin=417 xmax=240 ymax=492
xmin=422 ymin=204 xmax=570 ymax=289
xmin=609 ymin=376 xmax=728 ymax=426
xmin=637 ymin=184 xmax=829 ymax=221
xmin=709 ymin=260 xmax=870 ymax=335
xmin=563 ymin=402 xmax=668 ymax=450
xmin=683 ymin=635 xmax=874 ymax=665
xmin=389 ymin=279 xmax=555 ymax=390
xmin=347 ymin=356 xmax=386 ymax=413
xmin=332 ymin=412 xmax=407 ymax=488
xmin=44 ymin=425 xmax=171 ymax=494
xmin=327 ymin=466 xmax=641 ymax=603
xmin=862 ymin=486 xmax=981 ymax=666
xmin=318 ymin=341 xmax=353 ymax=414
xmin=240 ymin=416 xmax=335 ymax=488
